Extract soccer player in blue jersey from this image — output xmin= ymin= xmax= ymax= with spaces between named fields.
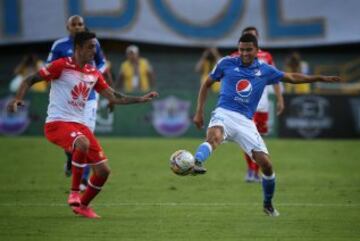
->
xmin=192 ymin=34 xmax=341 ymax=216
xmin=47 ymin=15 xmax=109 ymax=190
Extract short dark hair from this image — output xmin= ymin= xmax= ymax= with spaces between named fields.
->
xmin=238 ymin=33 xmax=258 ymax=48
xmin=74 ymin=31 xmax=96 ymax=49
xmin=242 ymin=26 xmax=259 ymax=36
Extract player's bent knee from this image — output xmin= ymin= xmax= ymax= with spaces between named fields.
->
xmin=207 ymin=127 xmax=224 ymax=149
xmin=252 ymin=151 xmax=273 ymax=175
xmin=94 ymin=163 xmax=111 ymax=178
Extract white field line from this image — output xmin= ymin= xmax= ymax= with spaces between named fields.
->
xmin=0 ymin=202 xmax=358 ymax=207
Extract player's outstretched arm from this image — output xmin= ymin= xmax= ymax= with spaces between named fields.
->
xmin=99 ymin=87 xmax=159 ymax=105
xmin=272 ymin=83 xmax=284 ymax=115
xmin=7 ymin=73 xmax=43 ymax=112
xmin=282 ymin=73 xmax=342 ymax=84
xmin=193 ymin=76 xmax=213 ymax=129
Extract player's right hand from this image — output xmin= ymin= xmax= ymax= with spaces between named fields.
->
xmin=193 ymin=112 xmax=204 ymax=129
xmin=141 ymin=91 xmax=159 ymax=102
xmin=322 ymin=76 xmax=343 ymax=83
xmin=7 ymin=99 xmax=24 ymax=113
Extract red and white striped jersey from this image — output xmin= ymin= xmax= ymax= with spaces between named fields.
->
xmin=39 ymin=57 xmax=109 ymax=124
xmin=257 ymin=49 xmax=274 ymax=66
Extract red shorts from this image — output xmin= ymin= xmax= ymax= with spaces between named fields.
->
xmin=253 ymin=112 xmax=269 ymax=135
xmin=44 ymin=121 xmax=107 ymax=164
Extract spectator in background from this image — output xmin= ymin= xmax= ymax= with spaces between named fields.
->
xmin=195 ymin=47 xmax=222 ymax=93
xmin=116 ymin=45 xmax=155 ymax=93
xmin=284 ymin=51 xmax=311 ymax=94
xmin=10 ymin=54 xmax=47 ymax=93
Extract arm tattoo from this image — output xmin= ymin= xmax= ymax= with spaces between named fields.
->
xmin=114 ymin=91 xmax=142 ymax=104
xmin=25 ymin=73 xmax=44 ymax=86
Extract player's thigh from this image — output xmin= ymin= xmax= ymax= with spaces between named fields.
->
xmin=253 ymin=112 xmax=269 ymax=135
xmin=44 ymin=121 xmax=87 ymax=152
xmin=232 ymin=118 xmax=269 ymax=159
xmin=208 ymin=108 xmax=234 ymax=141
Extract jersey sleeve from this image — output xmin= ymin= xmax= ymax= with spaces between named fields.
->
xmin=266 ymin=65 xmax=284 ymax=85
xmin=39 ymin=58 xmax=65 ymax=81
xmin=94 ymin=72 xmax=110 ymax=92
xmin=46 ymin=41 xmax=61 ymax=63
xmin=209 ymin=57 xmax=226 ymax=81
xmin=94 ymin=39 xmax=107 ymax=73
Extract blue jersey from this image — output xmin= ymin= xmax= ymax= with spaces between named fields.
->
xmin=209 ymin=56 xmax=284 ymax=119
xmin=46 ymin=36 xmax=106 ymax=100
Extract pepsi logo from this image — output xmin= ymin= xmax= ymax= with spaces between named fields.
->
xmin=236 ymin=79 xmax=252 ymax=97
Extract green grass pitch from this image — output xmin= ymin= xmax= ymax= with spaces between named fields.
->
xmin=0 ymin=137 xmax=359 ymax=241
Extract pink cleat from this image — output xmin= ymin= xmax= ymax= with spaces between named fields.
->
xmin=72 ymin=205 xmax=100 ymax=219
xmin=67 ymin=191 xmax=81 ymax=206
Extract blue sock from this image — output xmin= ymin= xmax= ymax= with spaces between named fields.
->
xmin=194 ymin=142 xmax=212 ymax=163
xmin=81 ymin=165 xmax=91 ymax=181
xmin=262 ymin=173 xmax=276 ymax=205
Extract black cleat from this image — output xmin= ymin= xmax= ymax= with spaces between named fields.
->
xmin=191 ymin=161 xmax=207 ymax=175
xmin=263 ymin=203 xmax=280 ymax=217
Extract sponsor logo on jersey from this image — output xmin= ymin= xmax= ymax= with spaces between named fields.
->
xmin=236 ymin=79 xmax=252 ymax=98
xmin=68 ymin=82 xmax=90 ymax=108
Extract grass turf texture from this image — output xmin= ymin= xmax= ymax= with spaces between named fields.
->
xmin=0 ymin=137 xmax=359 ymax=241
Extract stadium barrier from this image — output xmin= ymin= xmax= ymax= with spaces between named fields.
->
xmin=9 ymin=91 xmax=360 ymax=139
xmin=278 ymin=94 xmax=360 ymax=138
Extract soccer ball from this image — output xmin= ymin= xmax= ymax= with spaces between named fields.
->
xmin=170 ymin=150 xmax=195 ymax=176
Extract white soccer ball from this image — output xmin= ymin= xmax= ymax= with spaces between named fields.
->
xmin=170 ymin=150 xmax=195 ymax=176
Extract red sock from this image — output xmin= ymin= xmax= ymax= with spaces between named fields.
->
xmin=245 ymin=153 xmax=253 ymax=170
xmin=71 ymin=148 xmax=87 ymax=192
xmin=253 ymin=162 xmax=260 ymax=174
xmin=81 ymin=175 xmax=108 ymax=206
xmin=71 ymin=166 xmax=83 ymax=192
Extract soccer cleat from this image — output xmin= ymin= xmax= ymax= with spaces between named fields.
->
xmin=263 ymin=203 xmax=280 ymax=217
xmin=67 ymin=191 xmax=81 ymax=206
xmin=191 ymin=160 xmax=207 ymax=175
xmin=72 ymin=205 xmax=100 ymax=219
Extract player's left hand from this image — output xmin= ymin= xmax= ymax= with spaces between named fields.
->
xmin=276 ymin=100 xmax=285 ymax=116
xmin=193 ymin=112 xmax=204 ymax=129
xmin=141 ymin=91 xmax=159 ymax=102
xmin=322 ymin=76 xmax=343 ymax=83
xmin=7 ymin=99 xmax=24 ymax=113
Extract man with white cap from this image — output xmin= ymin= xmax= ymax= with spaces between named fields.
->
xmin=117 ymin=45 xmax=155 ymax=93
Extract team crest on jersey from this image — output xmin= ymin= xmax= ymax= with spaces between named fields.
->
xmin=236 ymin=79 xmax=252 ymax=97
xmin=68 ymin=82 xmax=90 ymax=108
